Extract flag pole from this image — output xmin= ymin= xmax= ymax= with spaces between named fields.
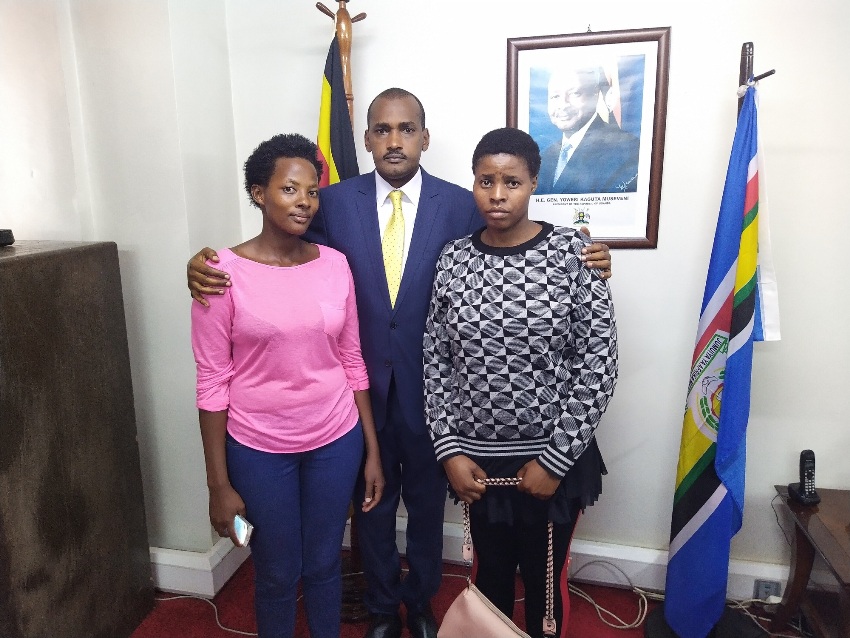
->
xmin=738 ymin=42 xmax=753 ymax=116
xmin=738 ymin=42 xmax=775 ymax=116
xmin=315 ymin=1 xmax=368 ymax=623
xmin=316 ymin=1 xmax=366 ymax=125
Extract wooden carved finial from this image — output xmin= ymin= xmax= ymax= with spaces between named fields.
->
xmin=316 ymin=2 xmax=367 ymax=125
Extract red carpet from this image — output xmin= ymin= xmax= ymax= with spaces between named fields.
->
xmin=131 ymin=555 xmax=659 ymax=638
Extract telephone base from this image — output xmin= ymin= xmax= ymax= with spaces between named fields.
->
xmin=788 ymin=482 xmax=820 ymax=506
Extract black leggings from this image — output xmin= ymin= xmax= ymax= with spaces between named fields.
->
xmin=469 ymin=501 xmax=580 ymax=638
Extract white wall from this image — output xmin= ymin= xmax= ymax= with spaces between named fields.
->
xmin=2 ymin=0 xmax=848 ymax=577
xmin=0 ymin=1 xmax=81 ymax=239
xmin=225 ymin=0 xmax=850 ymax=567
xmin=1 ymin=0 xmax=240 ymax=554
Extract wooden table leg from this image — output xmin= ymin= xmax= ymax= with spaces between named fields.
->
xmin=770 ymin=521 xmax=816 ymax=631
xmin=838 ymin=585 xmax=850 ymax=637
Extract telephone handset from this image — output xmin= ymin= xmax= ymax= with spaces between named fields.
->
xmin=788 ymin=449 xmax=820 ymax=505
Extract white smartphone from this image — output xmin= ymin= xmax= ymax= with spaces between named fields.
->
xmin=233 ymin=514 xmax=254 ymax=547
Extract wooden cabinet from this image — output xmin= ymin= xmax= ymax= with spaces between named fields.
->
xmin=0 ymin=241 xmax=153 ymax=638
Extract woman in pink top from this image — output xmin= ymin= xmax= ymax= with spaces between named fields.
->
xmin=191 ymin=133 xmax=383 ymax=638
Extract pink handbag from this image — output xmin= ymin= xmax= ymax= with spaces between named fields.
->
xmin=437 ymin=478 xmax=556 ymax=638
xmin=438 ymin=581 xmax=530 ymax=638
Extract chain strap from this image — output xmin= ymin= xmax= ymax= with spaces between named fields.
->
xmin=543 ymin=521 xmax=555 ymax=637
xmin=476 ymin=477 xmax=523 ymax=486
xmin=461 ymin=478 xmax=556 ymax=638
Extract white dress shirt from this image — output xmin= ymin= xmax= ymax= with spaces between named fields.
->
xmin=375 ymin=169 xmax=422 ymax=274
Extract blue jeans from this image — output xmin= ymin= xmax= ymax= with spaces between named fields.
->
xmin=226 ymin=422 xmax=363 ymax=638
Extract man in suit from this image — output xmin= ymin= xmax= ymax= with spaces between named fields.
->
xmin=536 ymin=65 xmax=640 ymax=195
xmin=187 ymin=88 xmax=612 ymax=638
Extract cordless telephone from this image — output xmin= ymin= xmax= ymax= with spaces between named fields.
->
xmin=788 ymin=449 xmax=820 ymax=505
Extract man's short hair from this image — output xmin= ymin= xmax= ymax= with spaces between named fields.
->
xmin=366 ymin=88 xmax=426 ymax=128
xmin=548 ymin=63 xmax=609 ymax=93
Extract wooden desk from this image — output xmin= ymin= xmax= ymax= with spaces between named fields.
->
xmin=771 ymin=486 xmax=850 ymax=638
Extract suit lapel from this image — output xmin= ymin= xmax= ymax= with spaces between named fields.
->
xmin=555 ymin=116 xmax=605 ymax=193
xmin=352 ymin=173 xmax=393 ymax=309
xmin=394 ymin=170 xmax=440 ymax=311
xmin=540 ymin=142 xmax=560 ymax=189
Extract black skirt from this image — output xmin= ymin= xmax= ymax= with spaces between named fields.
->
xmin=453 ymin=438 xmax=606 ymax=527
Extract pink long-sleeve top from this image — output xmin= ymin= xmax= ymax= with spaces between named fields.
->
xmin=191 ymin=246 xmax=369 ymax=453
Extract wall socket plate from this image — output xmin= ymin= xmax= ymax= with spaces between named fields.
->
xmin=754 ymin=579 xmax=781 ymax=600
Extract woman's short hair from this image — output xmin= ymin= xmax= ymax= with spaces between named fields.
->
xmin=471 ymin=127 xmax=541 ymax=178
xmin=244 ymin=133 xmax=323 ymax=208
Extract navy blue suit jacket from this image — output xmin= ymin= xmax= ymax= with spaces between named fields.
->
xmin=305 ymin=169 xmax=480 ymax=435
xmin=537 ymin=115 xmax=640 ymax=195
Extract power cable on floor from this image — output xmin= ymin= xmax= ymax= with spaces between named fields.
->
xmin=569 ymin=559 xmax=808 ymax=637
xmin=149 ymin=558 xmax=811 ymax=637
xmin=154 ymin=594 xmax=258 ymax=636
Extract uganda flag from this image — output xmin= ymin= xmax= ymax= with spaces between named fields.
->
xmin=317 ymin=36 xmax=359 ymax=187
xmin=663 ymin=85 xmax=780 ymax=638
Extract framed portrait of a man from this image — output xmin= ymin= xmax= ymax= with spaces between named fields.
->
xmin=507 ymin=27 xmax=670 ymax=248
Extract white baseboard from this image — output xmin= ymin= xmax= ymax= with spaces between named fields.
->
xmin=378 ymin=519 xmax=796 ymax=602
xmin=149 ymin=539 xmax=250 ymax=598
xmin=152 ymin=519 xmax=811 ymax=603
xmin=567 ymin=538 xmax=792 ymax=601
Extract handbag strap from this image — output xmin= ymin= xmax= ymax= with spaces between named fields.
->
xmin=461 ymin=477 xmax=557 ymax=638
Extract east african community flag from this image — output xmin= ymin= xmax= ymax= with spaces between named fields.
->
xmin=663 ymin=84 xmax=780 ymax=638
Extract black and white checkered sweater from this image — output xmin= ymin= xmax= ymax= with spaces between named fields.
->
xmin=423 ymin=222 xmax=618 ymax=478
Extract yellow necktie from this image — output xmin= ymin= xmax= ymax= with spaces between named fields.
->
xmin=383 ymin=190 xmax=405 ymax=307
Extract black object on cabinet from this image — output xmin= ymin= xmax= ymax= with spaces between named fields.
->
xmin=0 ymin=241 xmax=153 ymax=638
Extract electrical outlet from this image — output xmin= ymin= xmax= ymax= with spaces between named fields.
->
xmin=754 ymin=579 xmax=781 ymax=600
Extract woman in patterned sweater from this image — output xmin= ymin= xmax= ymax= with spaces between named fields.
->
xmin=423 ymin=127 xmax=618 ymax=637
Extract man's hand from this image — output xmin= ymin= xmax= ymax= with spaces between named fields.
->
xmin=578 ymin=226 xmax=612 ymax=280
xmin=188 ymin=247 xmax=230 ymax=306
xmin=516 ymin=460 xmax=561 ymax=500
xmin=442 ymin=455 xmax=487 ymax=504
